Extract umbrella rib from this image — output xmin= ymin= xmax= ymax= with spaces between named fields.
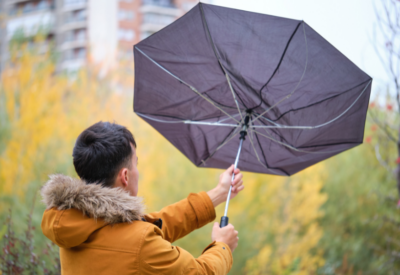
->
xmin=250 ymin=128 xmax=345 ymax=154
xmin=200 ymin=126 xmax=241 ymax=166
xmin=186 ymin=121 xmax=237 ymax=127
xmin=219 ymin=111 xmax=245 ymax=123
xmin=256 ymin=79 xmax=371 ymax=123
xmin=226 ymin=73 xmax=244 ymax=120
xmin=250 ymin=79 xmax=371 ymax=130
xmin=251 ymin=110 xmax=281 ymax=126
xmin=248 ymin=119 xmax=287 ymax=175
xmin=199 ymin=3 xmax=245 ymax=120
xmin=135 ymin=46 xmax=240 ymax=123
xmin=136 ymin=112 xmax=243 ymax=127
xmin=255 ymin=21 xmax=303 ymax=109
xmin=253 ymin=22 xmax=309 ymax=122
xmin=247 ymin=120 xmax=264 ymax=165
xmin=137 ymin=112 xmax=191 ymax=123
xmin=200 ymin=114 xmax=246 ymax=166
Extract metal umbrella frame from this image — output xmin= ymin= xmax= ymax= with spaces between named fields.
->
xmin=133 ymin=3 xmax=372 ymax=226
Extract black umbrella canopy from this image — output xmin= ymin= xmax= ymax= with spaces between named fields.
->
xmin=133 ymin=3 xmax=372 ymax=176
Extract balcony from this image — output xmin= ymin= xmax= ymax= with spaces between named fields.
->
xmin=59 ymin=40 xmax=86 ymax=51
xmin=60 ymin=14 xmax=86 ymax=31
xmin=60 ymin=20 xmax=86 ymax=32
xmin=6 ymin=1 xmax=35 ymax=4
xmin=141 ymin=12 xmax=175 ymax=33
xmin=7 ymin=11 xmax=55 ymax=39
xmin=140 ymin=0 xmax=180 ymax=17
xmin=142 ymin=0 xmax=175 ymax=8
xmin=8 ymin=0 xmax=54 ymax=17
xmin=60 ymin=46 xmax=86 ymax=71
xmin=62 ymin=0 xmax=87 ymax=12
xmin=59 ymin=32 xmax=86 ymax=51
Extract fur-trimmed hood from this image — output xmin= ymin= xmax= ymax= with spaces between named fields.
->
xmin=41 ymin=174 xmax=145 ymax=224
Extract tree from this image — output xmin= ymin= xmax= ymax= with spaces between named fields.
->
xmin=0 ymin=44 xmax=142 ymax=264
xmin=366 ymin=0 xmax=400 ymax=271
xmin=370 ymin=0 xmax=400 ymax=195
xmin=244 ymin=165 xmax=327 ymax=275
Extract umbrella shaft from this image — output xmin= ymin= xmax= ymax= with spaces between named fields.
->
xmin=223 ymin=138 xmax=244 ymax=217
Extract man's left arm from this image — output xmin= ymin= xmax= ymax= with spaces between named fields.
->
xmin=146 ymin=165 xmax=244 ymax=243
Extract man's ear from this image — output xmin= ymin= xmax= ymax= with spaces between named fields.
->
xmin=118 ymin=168 xmax=129 ymax=188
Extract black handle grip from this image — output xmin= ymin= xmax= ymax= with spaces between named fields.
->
xmin=220 ymin=216 xmax=229 ymax=228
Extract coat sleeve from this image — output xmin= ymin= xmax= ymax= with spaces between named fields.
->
xmin=146 ymin=191 xmax=216 ymax=243
xmin=139 ymin=224 xmax=233 ymax=275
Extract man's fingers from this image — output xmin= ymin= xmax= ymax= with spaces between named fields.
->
xmin=223 ymin=165 xmax=235 ymax=177
xmin=232 ymin=184 xmax=244 ymax=193
xmin=232 ymin=173 xmax=243 ymax=186
xmin=225 ymin=166 xmax=240 ymax=179
xmin=213 ymin=222 xmax=219 ymax=229
xmin=236 ymin=185 xmax=244 ymax=192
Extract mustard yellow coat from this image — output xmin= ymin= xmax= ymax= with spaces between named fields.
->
xmin=41 ymin=175 xmax=232 ymax=274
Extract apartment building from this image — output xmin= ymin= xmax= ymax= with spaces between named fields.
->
xmin=0 ymin=0 xmax=202 ymax=72
xmin=0 ymin=0 xmax=10 ymax=73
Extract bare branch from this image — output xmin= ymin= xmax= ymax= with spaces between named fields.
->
xmin=375 ymin=143 xmax=395 ymax=174
xmin=373 ymin=0 xmax=400 ymax=113
xmin=371 ymin=26 xmax=395 ymax=79
xmin=369 ymin=110 xmax=398 ymax=143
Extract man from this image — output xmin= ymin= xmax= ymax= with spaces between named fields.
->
xmin=41 ymin=121 xmax=244 ymax=274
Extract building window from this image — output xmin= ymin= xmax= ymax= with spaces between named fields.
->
xmin=65 ymin=9 xmax=86 ymax=23
xmin=65 ymin=28 xmax=86 ymax=42
xmin=64 ymin=0 xmax=87 ymax=7
xmin=118 ymin=10 xmax=135 ymax=21
xmin=23 ymin=3 xmax=34 ymax=14
xmin=64 ymin=47 xmax=86 ymax=60
xmin=75 ymin=29 xmax=86 ymax=41
xmin=142 ymin=0 xmax=174 ymax=8
xmin=9 ymin=1 xmax=54 ymax=16
xmin=143 ymin=13 xmax=174 ymax=25
xmin=37 ymin=0 xmax=52 ymax=11
xmin=118 ymin=29 xmax=135 ymax=41
xmin=76 ymin=47 xmax=86 ymax=59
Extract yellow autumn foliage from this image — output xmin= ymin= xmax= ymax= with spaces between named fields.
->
xmin=245 ymin=165 xmax=327 ymax=275
xmin=1 ymin=49 xmax=68 ymax=197
xmin=0 ymin=48 xmax=155 ymax=206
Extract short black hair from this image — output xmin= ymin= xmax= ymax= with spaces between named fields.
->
xmin=73 ymin=121 xmax=136 ymax=187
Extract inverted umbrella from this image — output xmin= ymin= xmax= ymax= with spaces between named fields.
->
xmin=133 ymin=3 xmax=372 ymax=227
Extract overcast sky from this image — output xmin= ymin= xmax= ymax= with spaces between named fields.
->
xmin=213 ymin=0 xmax=386 ymax=97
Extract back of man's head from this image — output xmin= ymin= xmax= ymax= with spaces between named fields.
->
xmin=73 ymin=121 xmax=136 ymax=187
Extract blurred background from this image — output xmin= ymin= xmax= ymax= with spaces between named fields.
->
xmin=0 ymin=0 xmax=399 ymax=274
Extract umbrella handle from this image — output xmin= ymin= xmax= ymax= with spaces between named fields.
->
xmin=220 ymin=216 xmax=229 ymax=227
xmin=220 ymin=114 xmax=249 ymax=228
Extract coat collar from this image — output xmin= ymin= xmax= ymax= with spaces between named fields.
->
xmin=41 ymin=174 xmax=145 ymax=225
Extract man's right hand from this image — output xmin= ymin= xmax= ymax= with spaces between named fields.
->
xmin=211 ymin=222 xmax=238 ymax=252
